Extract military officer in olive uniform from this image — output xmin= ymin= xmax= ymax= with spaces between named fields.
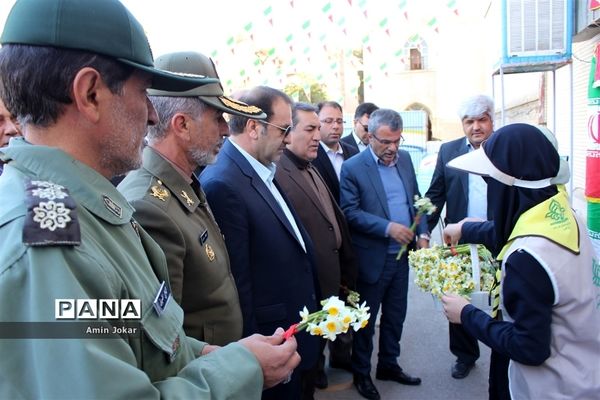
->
xmin=119 ymin=51 xmax=266 ymax=345
xmin=0 ymin=1 xmax=299 ymax=398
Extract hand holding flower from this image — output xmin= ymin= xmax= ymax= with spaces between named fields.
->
xmin=239 ymin=328 xmax=300 ymax=389
xmin=441 ymin=294 xmax=470 ymax=324
xmin=396 ymin=195 xmax=437 ymax=260
xmin=283 ymin=294 xmax=370 ymax=341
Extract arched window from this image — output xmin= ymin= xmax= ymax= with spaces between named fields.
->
xmin=410 ymin=48 xmax=422 ymax=70
xmin=406 ymin=103 xmax=432 ymax=141
xmin=403 ymin=35 xmax=428 ymax=71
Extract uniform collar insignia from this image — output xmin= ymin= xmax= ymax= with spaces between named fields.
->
xmin=180 ymin=190 xmax=194 ymax=207
xmin=102 ymin=195 xmax=123 ymax=219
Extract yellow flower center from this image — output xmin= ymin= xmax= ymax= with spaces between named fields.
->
xmin=326 ymin=321 xmax=337 ymax=332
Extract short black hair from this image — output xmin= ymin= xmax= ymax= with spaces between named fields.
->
xmin=228 ymin=86 xmax=292 ymax=134
xmin=316 ymin=101 xmax=342 ymax=115
xmin=354 ymin=102 xmax=379 ymax=120
xmin=292 ymin=102 xmax=317 ymax=127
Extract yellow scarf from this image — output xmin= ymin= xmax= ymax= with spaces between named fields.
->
xmin=498 ymin=190 xmax=579 ymax=260
xmin=490 ymin=190 xmax=578 ymax=318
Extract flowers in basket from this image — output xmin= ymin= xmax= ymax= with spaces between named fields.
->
xmin=283 ymin=291 xmax=370 ymax=341
xmin=408 ymin=244 xmax=497 ymax=299
xmin=396 ymin=195 xmax=437 ymax=260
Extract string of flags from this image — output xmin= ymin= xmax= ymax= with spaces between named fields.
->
xmin=209 ymin=0 xmax=464 ymax=93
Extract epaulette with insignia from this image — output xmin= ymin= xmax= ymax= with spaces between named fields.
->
xmin=23 ymin=180 xmax=81 ymax=246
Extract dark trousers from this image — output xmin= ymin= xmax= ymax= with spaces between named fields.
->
xmin=488 ymin=310 xmax=511 ymax=400
xmin=449 ymin=322 xmax=480 ymax=364
xmin=328 ymin=330 xmax=353 ymax=365
xmin=352 ymin=253 xmax=409 ymax=375
xmin=263 ymin=368 xmax=301 ymax=400
xmin=489 ymin=349 xmax=511 ymax=400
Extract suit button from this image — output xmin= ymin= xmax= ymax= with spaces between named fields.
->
xmin=328 ymin=226 xmax=333 ymax=231
xmin=333 ymin=249 xmax=339 ymax=254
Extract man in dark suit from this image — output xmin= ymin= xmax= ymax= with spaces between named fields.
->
xmin=340 ymin=109 xmax=428 ymax=400
xmin=200 ymin=86 xmax=319 ymax=400
xmin=424 ymin=95 xmax=495 ymax=379
xmin=340 ymin=102 xmax=379 ymax=154
xmin=312 ymin=101 xmax=359 ymax=373
xmin=312 ymin=101 xmax=358 ymax=203
xmin=275 ymin=102 xmax=358 ymax=392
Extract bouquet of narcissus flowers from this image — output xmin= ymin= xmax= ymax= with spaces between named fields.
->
xmin=283 ymin=293 xmax=370 ymax=341
xmin=408 ymin=244 xmax=497 ymax=302
xmin=396 ymin=195 xmax=437 ymax=260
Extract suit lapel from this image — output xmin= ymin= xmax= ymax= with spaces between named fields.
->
xmin=453 ymin=141 xmax=469 ymax=202
xmin=363 ymin=151 xmax=391 ymax=219
xmin=316 ymin=146 xmax=337 ymax=184
xmin=224 ymin=141 xmax=303 ymax=247
xmin=283 ymin=158 xmax=331 ymax=223
xmin=394 ymin=154 xmax=415 ymax=219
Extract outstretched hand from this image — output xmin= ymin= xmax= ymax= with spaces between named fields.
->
xmin=443 ymin=217 xmax=484 ymax=246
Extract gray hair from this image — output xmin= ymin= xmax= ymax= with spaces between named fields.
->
xmin=0 ymin=45 xmax=133 ymax=128
xmin=457 ymin=95 xmax=494 ymax=120
xmin=147 ymin=96 xmax=206 ymax=140
xmin=368 ymin=108 xmax=403 ymax=133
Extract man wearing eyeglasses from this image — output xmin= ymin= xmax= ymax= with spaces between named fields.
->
xmin=313 ymin=101 xmax=358 ymax=204
xmin=341 ymin=102 xmax=379 ymax=154
xmin=340 ymin=109 xmax=428 ymax=400
xmin=424 ymin=95 xmax=495 ymax=381
xmin=200 ymin=86 xmax=320 ymax=400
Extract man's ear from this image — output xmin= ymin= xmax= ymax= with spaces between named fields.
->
xmin=247 ymin=119 xmax=260 ymax=140
xmin=171 ymin=113 xmax=191 ymax=141
xmin=71 ymin=67 xmax=106 ymax=123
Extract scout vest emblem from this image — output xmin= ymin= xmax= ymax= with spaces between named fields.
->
xmin=181 ymin=190 xmax=194 ymax=206
xmin=545 ymin=199 xmax=568 ymax=225
xmin=23 ymin=180 xmax=81 ymax=246
xmin=205 ymin=244 xmax=216 ymax=262
xmin=150 ymin=185 xmax=169 ymax=201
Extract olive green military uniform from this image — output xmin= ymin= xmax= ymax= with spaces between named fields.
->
xmin=0 ymin=139 xmax=262 ymax=399
xmin=118 ymin=147 xmax=243 ymax=345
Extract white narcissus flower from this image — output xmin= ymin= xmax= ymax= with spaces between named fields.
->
xmin=308 ymin=322 xmax=323 ymax=336
xmin=299 ymin=306 xmax=310 ymax=323
xmin=409 ymin=245 xmax=497 ymax=300
xmin=339 ymin=309 xmax=354 ymax=332
xmin=288 ymin=293 xmax=370 ymax=341
xmin=321 ymin=296 xmax=346 ymax=318
xmin=321 ymin=318 xmax=341 ymax=341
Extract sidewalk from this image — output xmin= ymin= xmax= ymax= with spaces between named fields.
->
xmin=315 ymin=268 xmax=491 ymax=400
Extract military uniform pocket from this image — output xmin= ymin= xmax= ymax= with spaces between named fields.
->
xmin=141 ymin=296 xmax=184 ymax=360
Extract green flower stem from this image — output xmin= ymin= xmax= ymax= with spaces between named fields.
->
xmin=395 ymin=218 xmax=419 ymax=260
xmin=295 ymin=310 xmax=327 ymax=332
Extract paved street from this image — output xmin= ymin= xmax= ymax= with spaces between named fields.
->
xmin=315 ymin=267 xmax=491 ymax=400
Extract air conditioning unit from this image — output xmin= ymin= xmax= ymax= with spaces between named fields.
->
xmin=506 ymin=0 xmax=569 ymax=57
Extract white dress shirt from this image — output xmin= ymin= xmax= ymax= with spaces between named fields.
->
xmin=321 ymin=141 xmax=344 ymax=180
xmin=230 ymin=140 xmax=306 ymax=252
xmin=466 ymin=139 xmax=488 ymax=220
